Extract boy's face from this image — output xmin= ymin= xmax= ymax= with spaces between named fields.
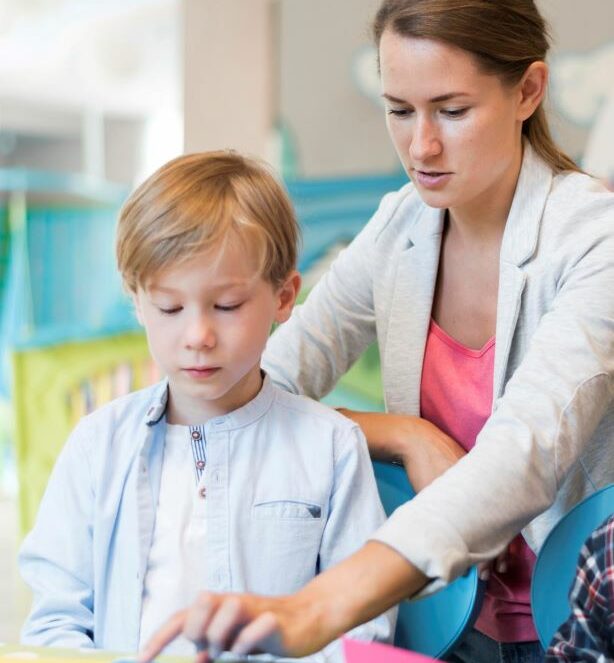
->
xmin=134 ymin=241 xmax=300 ymax=424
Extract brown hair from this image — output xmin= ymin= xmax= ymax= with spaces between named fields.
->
xmin=116 ymin=151 xmax=300 ymax=292
xmin=373 ymin=0 xmax=580 ymax=173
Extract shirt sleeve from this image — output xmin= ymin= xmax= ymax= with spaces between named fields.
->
xmin=545 ymin=517 xmax=614 ymax=663
xmin=19 ymin=419 xmax=96 ymax=648
xmin=315 ymin=423 xmax=397 ymax=658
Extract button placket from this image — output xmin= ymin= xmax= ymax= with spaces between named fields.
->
xmin=189 ymin=425 xmax=207 ymax=482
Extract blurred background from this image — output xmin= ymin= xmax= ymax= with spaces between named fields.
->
xmin=0 ymin=0 xmax=612 ymax=643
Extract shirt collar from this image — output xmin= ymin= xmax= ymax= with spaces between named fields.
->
xmin=144 ymin=378 xmax=170 ymax=426
xmin=143 ymin=372 xmax=276 ymax=429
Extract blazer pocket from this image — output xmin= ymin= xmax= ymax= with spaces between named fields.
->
xmin=252 ymin=499 xmax=322 ymax=520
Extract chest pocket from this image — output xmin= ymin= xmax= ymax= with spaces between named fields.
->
xmin=252 ymin=499 xmax=322 ymax=520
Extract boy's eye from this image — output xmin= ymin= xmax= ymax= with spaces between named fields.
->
xmin=158 ymin=306 xmax=182 ymax=315
xmin=215 ymin=303 xmax=242 ymax=312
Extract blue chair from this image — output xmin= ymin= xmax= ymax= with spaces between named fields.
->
xmin=372 ymin=461 xmax=483 ymax=659
xmin=531 ymin=483 xmax=614 ymax=648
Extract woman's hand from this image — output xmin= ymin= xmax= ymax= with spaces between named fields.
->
xmin=138 ymin=593 xmax=301 ymax=663
xmin=338 ymin=410 xmax=466 ymax=492
xmin=398 ymin=417 xmax=467 ymax=491
xmin=139 ymin=542 xmax=427 ymax=662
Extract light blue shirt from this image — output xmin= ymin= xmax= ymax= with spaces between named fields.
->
xmin=19 ymin=375 xmax=394 ymax=657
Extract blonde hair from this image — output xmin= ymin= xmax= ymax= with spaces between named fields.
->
xmin=373 ymin=0 xmax=581 ymax=174
xmin=116 ymin=151 xmax=300 ymax=292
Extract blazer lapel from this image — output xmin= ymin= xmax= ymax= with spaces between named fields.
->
xmin=383 ymin=205 xmax=444 ymax=414
xmin=493 ymin=143 xmax=553 ymax=400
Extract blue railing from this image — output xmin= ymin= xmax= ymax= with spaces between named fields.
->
xmin=0 ymin=168 xmax=407 ymax=395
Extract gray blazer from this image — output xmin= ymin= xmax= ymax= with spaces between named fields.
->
xmin=263 ymin=144 xmax=614 ymax=590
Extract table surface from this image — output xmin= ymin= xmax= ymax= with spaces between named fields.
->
xmin=0 ymin=644 xmax=280 ymax=663
xmin=0 ymin=644 xmax=191 ymax=663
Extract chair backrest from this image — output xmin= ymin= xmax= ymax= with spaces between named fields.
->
xmin=372 ymin=461 xmax=483 ymax=659
xmin=531 ymin=483 xmax=614 ymax=648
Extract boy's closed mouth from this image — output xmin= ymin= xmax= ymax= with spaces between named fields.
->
xmin=183 ymin=366 xmax=221 ymax=378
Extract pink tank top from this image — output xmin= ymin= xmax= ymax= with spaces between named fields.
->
xmin=420 ymin=319 xmax=537 ymax=643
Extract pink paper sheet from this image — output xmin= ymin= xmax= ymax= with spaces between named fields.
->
xmin=343 ymin=638 xmax=438 ymax=663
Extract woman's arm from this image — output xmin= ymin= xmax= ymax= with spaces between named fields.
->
xmin=263 ymin=188 xmax=410 ymax=399
xmin=338 ymin=409 xmax=466 ymax=491
xmin=140 ymin=541 xmax=427 ymax=662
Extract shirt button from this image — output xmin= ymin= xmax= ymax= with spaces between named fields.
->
xmin=191 ymin=430 xmax=202 ymax=440
xmin=196 ymin=460 xmax=205 ymax=470
xmin=199 ymin=487 xmax=207 ymax=499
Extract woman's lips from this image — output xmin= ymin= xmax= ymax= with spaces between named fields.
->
xmin=413 ymin=169 xmax=452 ymax=188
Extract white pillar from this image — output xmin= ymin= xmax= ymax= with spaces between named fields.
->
xmin=183 ymin=0 xmax=275 ymax=159
xmin=82 ymin=108 xmax=105 ymax=179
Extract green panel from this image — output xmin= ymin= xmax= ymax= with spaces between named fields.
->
xmin=337 ymin=342 xmax=384 ymax=409
xmin=295 ymin=288 xmax=384 ymax=410
xmin=12 ymin=332 xmax=155 ymax=535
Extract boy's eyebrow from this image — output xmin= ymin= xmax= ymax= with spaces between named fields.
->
xmin=147 ymin=285 xmax=177 ymax=294
xmin=147 ymin=280 xmax=253 ymax=294
xmin=382 ymin=92 xmax=470 ymax=103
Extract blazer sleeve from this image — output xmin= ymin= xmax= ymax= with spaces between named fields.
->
xmin=373 ymin=194 xmax=614 ymax=592
xmin=263 ymin=189 xmax=406 ymax=399
xmin=19 ymin=420 xmax=96 ymax=648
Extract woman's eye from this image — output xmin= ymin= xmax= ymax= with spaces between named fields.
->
xmin=442 ymin=107 xmax=468 ymax=118
xmin=387 ymin=108 xmax=412 ymax=117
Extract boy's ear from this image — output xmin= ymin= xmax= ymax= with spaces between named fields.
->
xmin=274 ymin=270 xmax=301 ymax=324
xmin=132 ymin=291 xmax=145 ymax=326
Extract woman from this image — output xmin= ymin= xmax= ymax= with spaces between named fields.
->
xmin=140 ymin=1 xmax=614 ymax=661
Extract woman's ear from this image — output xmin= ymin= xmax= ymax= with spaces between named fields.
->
xmin=274 ymin=270 xmax=302 ymax=324
xmin=517 ymin=61 xmax=548 ymax=121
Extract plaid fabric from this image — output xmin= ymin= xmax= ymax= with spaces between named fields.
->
xmin=545 ymin=515 xmax=614 ymax=662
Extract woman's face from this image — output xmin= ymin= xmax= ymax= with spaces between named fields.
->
xmin=379 ymin=31 xmax=526 ymax=222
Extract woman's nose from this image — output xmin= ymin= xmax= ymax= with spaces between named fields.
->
xmin=409 ymin=117 xmax=442 ymax=162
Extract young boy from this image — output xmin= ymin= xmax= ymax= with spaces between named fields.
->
xmin=545 ymin=514 xmax=614 ymax=662
xmin=19 ymin=152 xmax=394 ymax=659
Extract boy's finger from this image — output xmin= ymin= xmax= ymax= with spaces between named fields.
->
xmin=138 ymin=610 xmax=186 ymax=662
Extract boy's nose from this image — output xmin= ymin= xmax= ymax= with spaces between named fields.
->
xmin=185 ymin=318 xmax=216 ymax=350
